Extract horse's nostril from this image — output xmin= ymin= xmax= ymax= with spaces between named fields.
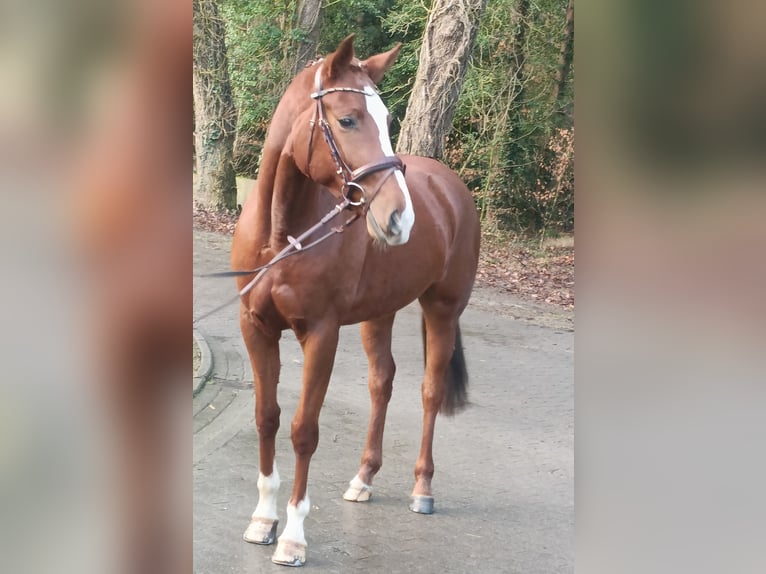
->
xmin=388 ymin=211 xmax=402 ymax=236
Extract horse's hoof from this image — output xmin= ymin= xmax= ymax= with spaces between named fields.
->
xmin=271 ymin=539 xmax=307 ymax=567
xmin=342 ymin=475 xmax=372 ymax=502
xmin=409 ymin=495 xmax=434 ymax=514
xmin=243 ymin=517 xmax=278 ymax=545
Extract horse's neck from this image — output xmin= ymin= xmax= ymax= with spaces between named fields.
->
xmin=268 ymin=150 xmax=317 ymax=250
xmin=252 ymin=67 xmax=317 ymax=246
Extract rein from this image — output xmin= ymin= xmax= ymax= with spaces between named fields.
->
xmin=194 ymin=64 xmax=406 ymax=324
xmin=194 ymin=197 xmax=359 ymax=324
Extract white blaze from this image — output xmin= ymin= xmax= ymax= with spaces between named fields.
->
xmin=364 ymin=86 xmax=415 ymax=241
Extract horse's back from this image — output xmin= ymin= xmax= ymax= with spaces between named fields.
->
xmin=403 ymin=155 xmax=479 ymax=229
xmin=403 ymin=155 xmax=480 ymax=258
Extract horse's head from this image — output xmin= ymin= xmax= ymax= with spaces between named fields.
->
xmin=292 ymin=35 xmax=414 ymax=246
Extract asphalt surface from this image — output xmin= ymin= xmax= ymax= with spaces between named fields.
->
xmin=193 ymin=229 xmax=573 ymax=573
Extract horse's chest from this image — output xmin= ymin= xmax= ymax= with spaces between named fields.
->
xmin=264 ymin=278 xmax=337 ymax=335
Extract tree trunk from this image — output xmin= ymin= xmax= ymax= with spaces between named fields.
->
xmin=509 ymin=0 xmax=530 ymax=108
xmin=193 ymin=0 xmax=237 ymax=211
xmin=396 ymin=0 xmax=487 ymax=159
xmin=292 ymin=0 xmax=323 ymax=76
xmin=551 ymin=0 xmax=574 ymax=109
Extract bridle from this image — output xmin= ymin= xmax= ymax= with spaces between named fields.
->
xmin=307 ymin=64 xmax=405 ymax=208
xmin=194 ymin=63 xmax=409 ymax=324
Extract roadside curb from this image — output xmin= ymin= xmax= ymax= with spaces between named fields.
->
xmin=193 ymin=328 xmax=213 ymax=396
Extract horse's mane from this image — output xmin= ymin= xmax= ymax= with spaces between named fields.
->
xmin=252 ymin=64 xmax=318 ymax=239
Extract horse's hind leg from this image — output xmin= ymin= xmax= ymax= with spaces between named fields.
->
xmin=343 ymin=314 xmax=396 ymax=503
xmin=411 ymin=302 xmax=462 ymax=514
xmin=240 ymin=309 xmax=283 ymax=546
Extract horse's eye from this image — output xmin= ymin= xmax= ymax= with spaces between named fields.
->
xmin=338 ymin=117 xmax=356 ymax=129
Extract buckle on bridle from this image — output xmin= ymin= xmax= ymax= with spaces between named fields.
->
xmin=341 ymin=181 xmax=366 ymax=207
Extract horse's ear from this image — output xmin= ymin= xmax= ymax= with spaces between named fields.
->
xmin=361 ymin=43 xmax=401 ymax=85
xmin=324 ymin=34 xmax=356 ymax=81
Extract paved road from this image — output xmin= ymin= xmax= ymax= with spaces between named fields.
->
xmin=193 ymin=229 xmax=573 ymax=574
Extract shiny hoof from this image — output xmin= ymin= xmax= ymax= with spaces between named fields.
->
xmin=271 ymin=539 xmax=307 ymax=567
xmin=342 ymin=476 xmax=373 ymax=502
xmin=409 ymin=495 xmax=434 ymax=514
xmin=243 ymin=518 xmax=278 ymax=545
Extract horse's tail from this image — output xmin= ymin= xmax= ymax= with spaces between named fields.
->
xmin=421 ymin=315 xmax=469 ymax=416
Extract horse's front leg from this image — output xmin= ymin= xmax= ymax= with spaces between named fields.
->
xmin=343 ymin=314 xmax=396 ymax=503
xmin=272 ymin=322 xmax=340 ymax=567
xmin=240 ymin=310 xmax=283 ymax=546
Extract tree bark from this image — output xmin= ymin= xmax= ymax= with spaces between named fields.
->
xmin=551 ymin=0 xmax=574 ymax=108
xmin=396 ymin=0 xmax=487 ymax=159
xmin=509 ymin=0 xmax=530 ymax=108
xmin=292 ymin=0 xmax=323 ymax=76
xmin=193 ymin=0 xmax=237 ymax=210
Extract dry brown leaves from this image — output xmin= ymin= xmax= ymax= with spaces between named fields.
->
xmin=476 ymin=234 xmax=574 ymax=309
xmin=193 ymin=202 xmax=239 ymax=235
xmin=194 ymin=205 xmax=574 ymax=309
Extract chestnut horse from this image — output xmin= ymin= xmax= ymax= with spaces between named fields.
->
xmin=230 ymin=35 xmax=479 ymax=567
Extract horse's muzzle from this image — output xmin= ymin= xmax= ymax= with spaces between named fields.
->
xmin=366 ymin=207 xmax=410 ymax=246
xmin=388 ymin=211 xmax=402 ymax=237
